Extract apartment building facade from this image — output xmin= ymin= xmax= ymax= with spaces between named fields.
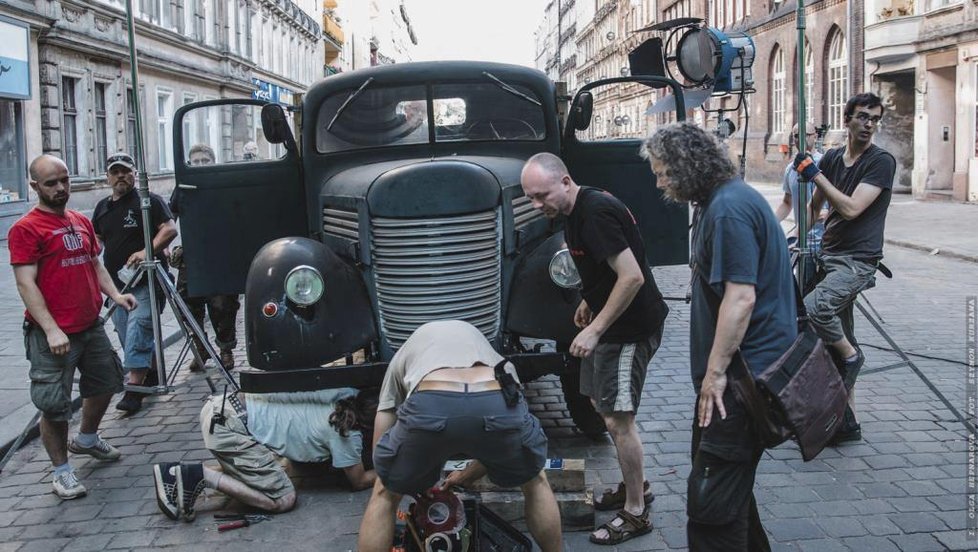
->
xmin=0 ymin=0 xmax=323 ymax=234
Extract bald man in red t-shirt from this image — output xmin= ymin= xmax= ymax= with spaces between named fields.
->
xmin=8 ymin=155 xmax=136 ymax=500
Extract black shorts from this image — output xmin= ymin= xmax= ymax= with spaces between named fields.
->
xmin=581 ymin=327 xmax=663 ymax=414
xmin=374 ymin=390 xmax=548 ymax=495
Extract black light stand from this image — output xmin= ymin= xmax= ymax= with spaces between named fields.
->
xmin=795 ymin=0 xmax=812 ymax=294
xmin=108 ymin=0 xmax=239 ymax=397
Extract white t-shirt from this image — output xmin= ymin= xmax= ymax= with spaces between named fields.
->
xmin=246 ymin=388 xmax=363 ymax=467
xmin=377 ymin=320 xmax=517 ymax=411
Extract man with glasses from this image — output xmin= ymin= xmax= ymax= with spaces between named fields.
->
xmin=776 ymin=122 xmax=827 ymax=251
xmin=93 ymin=152 xmax=178 ymax=413
xmin=168 ymin=144 xmax=242 ymax=371
xmin=8 ymin=155 xmax=138 ymax=499
xmin=792 ymin=92 xmax=896 ymax=445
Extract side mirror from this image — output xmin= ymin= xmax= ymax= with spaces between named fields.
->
xmin=571 ymin=92 xmax=593 ymax=131
xmin=261 ymin=104 xmax=293 ymax=145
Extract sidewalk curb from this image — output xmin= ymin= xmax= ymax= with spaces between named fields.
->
xmin=0 ymin=329 xmax=186 ymax=469
xmin=885 ymin=238 xmax=978 ymax=264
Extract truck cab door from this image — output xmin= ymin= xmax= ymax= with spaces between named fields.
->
xmin=173 ymin=99 xmax=307 ymax=296
xmin=560 ymin=77 xmax=689 ymax=267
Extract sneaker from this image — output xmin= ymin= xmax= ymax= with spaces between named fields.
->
xmin=840 ymin=350 xmax=864 ymax=390
xmin=829 ymin=406 xmax=862 ymax=445
xmin=153 ymin=463 xmax=182 ymax=520
xmin=69 ymin=435 xmax=121 ymax=461
xmin=220 ymin=349 xmax=234 ymax=369
xmin=52 ymin=470 xmax=87 ymax=500
xmin=179 ymin=463 xmax=206 ymax=521
xmin=116 ymin=391 xmax=144 ymax=413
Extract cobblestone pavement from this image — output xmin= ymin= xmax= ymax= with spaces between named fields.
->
xmin=0 ymin=238 xmax=975 ymax=551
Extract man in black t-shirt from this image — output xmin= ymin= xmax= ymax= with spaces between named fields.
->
xmin=641 ymin=123 xmax=796 ymax=552
xmin=93 ymin=152 xmax=177 ymax=413
xmin=521 ymin=153 xmax=667 ymax=546
xmin=793 ymin=92 xmax=897 ymax=444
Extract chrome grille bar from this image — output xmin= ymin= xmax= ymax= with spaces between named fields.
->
xmin=372 ymin=209 xmax=502 ymax=348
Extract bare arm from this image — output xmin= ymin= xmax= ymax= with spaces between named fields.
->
xmin=94 ymin=257 xmax=138 ymax=311
xmin=342 ymin=463 xmax=377 ymax=491
xmin=812 ymin=173 xmax=882 ymax=220
xmin=774 ymin=193 xmax=792 ymax=223
xmin=126 ymin=219 xmax=178 ymax=266
xmin=569 ymin=248 xmax=645 ymax=358
xmin=698 ymin=281 xmax=755 ymax=427
xmin=372 ymin=409 xmax=396 ymax=450
xmin=13 ymin=264 xmax=69 ymax=354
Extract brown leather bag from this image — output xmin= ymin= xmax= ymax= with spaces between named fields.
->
xmin=728 ymin=328 xmax=848 ymax=461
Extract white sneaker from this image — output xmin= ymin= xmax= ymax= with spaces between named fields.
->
xmin=52 ymin=470 xmax=87 ymax=500
xmin=69 ymin=435 xmax=121 ymax=461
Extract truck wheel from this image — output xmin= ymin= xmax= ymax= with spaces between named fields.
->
xmin=558 ymin=362 xmax=607 ymax=439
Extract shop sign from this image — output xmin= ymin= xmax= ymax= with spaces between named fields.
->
xmin=0 ymin=17 xmax=30 ymax=100
xmin=252 ymin=78 xmax=293 ymax=105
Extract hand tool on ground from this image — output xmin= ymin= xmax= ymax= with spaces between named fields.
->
xmin=214 ymin=513 xmax=272 ymax=532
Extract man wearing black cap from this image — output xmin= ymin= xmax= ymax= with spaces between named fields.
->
xmin=93 ymin=152 xmax=177 ymax=413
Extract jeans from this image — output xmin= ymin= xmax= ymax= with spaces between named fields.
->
xmin=110 ymin=281 xmax=154 ymax=371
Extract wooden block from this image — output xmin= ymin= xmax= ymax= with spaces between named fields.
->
xmin=442 ymin=458 xmax=586 ymax=492
xmin=464 ymin=490 xmax=594 ymax=532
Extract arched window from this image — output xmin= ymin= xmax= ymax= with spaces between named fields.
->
xmin=828 ymin=30 xmax=848 ymax=129
xmin=805 ymin=39 xmax=815 ymax=124
xmin=771 ymin=46 xmax=785 ymax=134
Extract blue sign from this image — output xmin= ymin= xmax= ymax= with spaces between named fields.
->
xmin=0 ymin=17 xmax=30 ymax=100
xmin=252 ymin=78 xmax=293 ymax=105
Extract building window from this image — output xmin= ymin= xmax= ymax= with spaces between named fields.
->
xmin=0 ymin=100 xmax=26 ymax=202
xmin=126 ymin=88 xmax=139 ymax=160
xmin=157 ymin=89 xmax=174 ymax=171
xmin=181 ymin=92 xmax=200 ymax=159
xmin=95 ymin=83 xmax=109 ymax=174
xmin=828 ymin=30 xmax=848 ymax=130
xmin=204 ymin=0 xmax=216 ymax=46
xmin=771 ymin=46 xmax=785 ymax=134
xmin=61 ymin=76 xmax=79 ymax=176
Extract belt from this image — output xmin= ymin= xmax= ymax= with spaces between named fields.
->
xmin=415 ymin=379 xmax=501 ymax=393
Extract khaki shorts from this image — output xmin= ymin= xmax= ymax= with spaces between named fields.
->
xmin=580 ymin=327 xmax=663 ymax=414
xmin=199 ymin=396 xmax=295 ymax=500
xmin=26 ymin=320 xmax=123 ymax=422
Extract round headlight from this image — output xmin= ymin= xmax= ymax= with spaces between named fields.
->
xmin=549 ymin=249 xmax=581 ymax=289
xmin=284 ymin=265 xmax=324 ymax=306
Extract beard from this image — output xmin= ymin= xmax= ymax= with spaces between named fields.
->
xmin=39 ymin=193 xmax=69 ymax=209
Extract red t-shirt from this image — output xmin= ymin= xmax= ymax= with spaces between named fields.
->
xmin=8 ymin=208 xmax=104 ymax=334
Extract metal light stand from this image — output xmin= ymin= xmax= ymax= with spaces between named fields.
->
xmin=114 ymin=0 xmax=239 ymax=396
xmin=795 ymin=0 xmax=812 ymax=295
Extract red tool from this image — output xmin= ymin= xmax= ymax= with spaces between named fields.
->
xmin=215 ymin=514 xmax=271 ymax=532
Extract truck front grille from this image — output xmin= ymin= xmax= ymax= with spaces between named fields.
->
xmin=322 ymin=206 xmax=359 ymax=241
xmin=371 ymin=209 xmax=501 ymax=349
xmin=512 ymin=195 xmax=543 ymax=231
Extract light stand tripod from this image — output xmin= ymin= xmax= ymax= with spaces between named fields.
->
xmin=111 ymin=0 xmax=240 ymax=399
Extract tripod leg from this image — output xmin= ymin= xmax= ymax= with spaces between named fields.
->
xmin=155 ymin=268 xmax=240 ymax=393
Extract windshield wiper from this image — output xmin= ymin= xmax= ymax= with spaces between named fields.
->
xmin=482 ymin=72 xmax=542 ymax=107
xmin=326 ymin=77 xmax=374 ymax=131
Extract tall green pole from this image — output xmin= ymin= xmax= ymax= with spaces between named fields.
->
xmin=796 ymin=0 xmax=810 ymax=294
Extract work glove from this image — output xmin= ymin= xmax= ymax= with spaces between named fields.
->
xmin=793 ymin=153 xmax=821 ymax=181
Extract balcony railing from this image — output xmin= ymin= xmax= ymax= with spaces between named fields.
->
xmin=864 ymin=14 xmax=922 ymax=62
xmin=323 ymin=13 xmax=344 ymax=44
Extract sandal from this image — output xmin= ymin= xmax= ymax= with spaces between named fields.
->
xmin=589 ymin=507 xmax=653 ymax=545
xmin=594 ymin=480 xmax=654 ymax=511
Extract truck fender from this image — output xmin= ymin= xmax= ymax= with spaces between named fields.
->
xmin=505 ymin=232 xmax=581 ymax=344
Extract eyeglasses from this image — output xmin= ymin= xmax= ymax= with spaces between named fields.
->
xmin=852 ymin=112 xmax=882 ymax=125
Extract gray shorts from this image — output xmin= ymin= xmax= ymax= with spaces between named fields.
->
xmin=581 ymin=327 xmax=663 ymax=414
xmin=374 ymin=390 xmax=548 ymax=495
xmin=25 ymin=320 xmax=124 ymax=422
xmin=199 ymin=397 xmax=295 ymax=500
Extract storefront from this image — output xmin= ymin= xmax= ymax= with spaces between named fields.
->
xmin=0 ymin=14 xmax=32 ymax=235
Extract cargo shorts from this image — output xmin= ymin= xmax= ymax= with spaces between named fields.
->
xmin=199 ymin=396 xmax=295 ymax=500
xmin=25 ymin=319 xmax=124 ymax=422
xmin=374 ymin=389 xmax=548 ymax=495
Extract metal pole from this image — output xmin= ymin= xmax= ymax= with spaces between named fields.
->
xmin=125 ymin=0 xmax=166 ymax=389
xmin=795 ymin=0 xmax=810 ymax=294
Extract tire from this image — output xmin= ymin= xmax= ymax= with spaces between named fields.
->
xmin=558 ymin=358 xmax=607 ymax=438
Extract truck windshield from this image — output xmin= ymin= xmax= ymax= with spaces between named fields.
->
xmin=316 ymin=82 xmax=546 ymax=153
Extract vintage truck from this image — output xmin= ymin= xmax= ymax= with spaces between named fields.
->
xmin=173 ymin=60 xmax=688 ymax=435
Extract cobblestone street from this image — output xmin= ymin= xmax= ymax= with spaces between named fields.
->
xmin=0 ymin=239 xmax=974 ymax=551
